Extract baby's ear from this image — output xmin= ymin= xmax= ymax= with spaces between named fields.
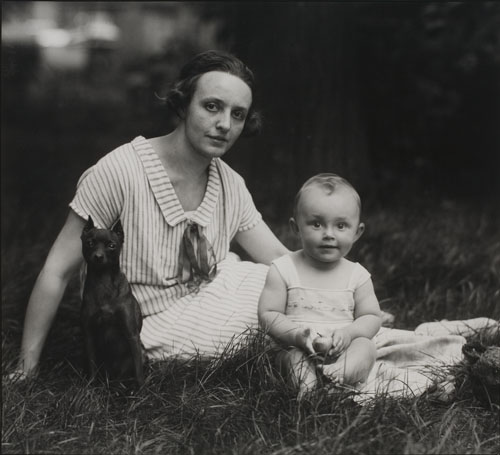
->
xmin=354 ymin=222 xmax=365 ymax=241
xmin=289 ymin=217 xmax=299 ymax=235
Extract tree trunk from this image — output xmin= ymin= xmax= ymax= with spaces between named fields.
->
xmin=216 ymin=3 xmax=370 ymax=218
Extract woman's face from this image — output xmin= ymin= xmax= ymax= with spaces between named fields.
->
xmin=183 ymin=71 xmax=252 ymax=160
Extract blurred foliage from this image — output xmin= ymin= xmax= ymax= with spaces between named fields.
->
xmin=356 ymin=2 xmax=500 ymax=200
xmin=200 ymin=2 xmax=500 ymax=211
xmin=2 ymin=2 xmax=499 ymax=230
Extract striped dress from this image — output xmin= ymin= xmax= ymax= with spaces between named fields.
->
xmin=70 ymin=136 xmax=269 ymax=359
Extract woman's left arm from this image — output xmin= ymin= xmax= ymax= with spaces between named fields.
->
xmin=234 ymin=221 xmax=290 ymax=265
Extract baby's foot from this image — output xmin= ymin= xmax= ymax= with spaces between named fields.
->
xmin=318 ymin=362 xmax=345 ymax=385
xmin=380 ymin=310 xmax=395 ymax=327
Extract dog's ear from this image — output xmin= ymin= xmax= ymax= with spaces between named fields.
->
xmin=83 ymin=215 xmax=95 ymax=235
xmin=112 ymin=219 xmax=124 ymax=243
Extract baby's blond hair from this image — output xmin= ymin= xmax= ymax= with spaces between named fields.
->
xmin=293 ymin=173 xmax=361 ymax=219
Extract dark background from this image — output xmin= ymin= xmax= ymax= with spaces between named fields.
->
xmin=2 ymin=1 xmax=499 ymax=248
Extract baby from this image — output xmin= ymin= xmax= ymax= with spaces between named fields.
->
xmin=258 ymin=173 xmax=382 ymax=398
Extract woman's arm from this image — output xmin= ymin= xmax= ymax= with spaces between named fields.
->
xmin=258 ymin=265 xmax=314 ymax=354
xmin=234 ymin=221 xmax=290 ymax=265
xmin=15 ymin=210 xmax=86 ymax=378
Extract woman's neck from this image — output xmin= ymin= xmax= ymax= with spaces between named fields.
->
xmin=154 ymin=129 xmax=210 ymax=182
xmin=150 ymin=130 xmax=210 ymax=212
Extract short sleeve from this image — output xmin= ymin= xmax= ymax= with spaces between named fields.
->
xmin=347 ymin=262 xmax=372 ymax=291
xmin=234 ymin=173 xmax=262 ymax=232
xmin=271 ymin=254 xmax=299 ymax=288
xmin=69 ymin=150 xmax=125 ymax=229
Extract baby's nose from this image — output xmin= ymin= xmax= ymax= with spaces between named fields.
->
xmin=323 ymin=227 xmax=335 ymax=238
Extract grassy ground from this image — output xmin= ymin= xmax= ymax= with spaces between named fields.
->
xmin=2 ymin=100 xmax=500 ymax=454
xmin=2 ymin=192 xmax=499 ymax=454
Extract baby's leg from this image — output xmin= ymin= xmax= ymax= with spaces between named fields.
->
xmin=276 ymin=348 xmax=318 ymax=399
xmin=322 ymin=337 xmax=376 ymax=386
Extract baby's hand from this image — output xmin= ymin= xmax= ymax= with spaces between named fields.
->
xmin=312 ymin=336 xmax=333 ymax=356
xmin=328 ymin=328 xmax=352 ymax=357
xmin=294 ymin=327 xmax=316 ymax=355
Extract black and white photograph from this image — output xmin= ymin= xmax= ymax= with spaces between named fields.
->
xmin=2 ymin=2 xmax=499 ymax=454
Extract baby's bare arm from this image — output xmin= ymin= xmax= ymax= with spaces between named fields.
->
xmin=344 ymin=278 xmax=382 ymax=340
xmin=258 ymin=265 xmax=314 ymax=354
xmin=328 ymin=278 xmax=381 ymax=357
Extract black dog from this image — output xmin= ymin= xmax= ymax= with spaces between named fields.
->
xmin=81 ymin=216 xmax=144 ymax=388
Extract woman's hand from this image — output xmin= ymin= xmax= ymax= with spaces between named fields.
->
xmin=5 ymin=368 xmax=31 ymax=384
xmin=328 ymin=328 xmax=352 ymax=357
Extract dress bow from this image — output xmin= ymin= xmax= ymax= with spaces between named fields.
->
xmin=178 ymin=221 xmax=217 ymax=292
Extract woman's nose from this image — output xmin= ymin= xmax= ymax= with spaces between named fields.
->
xmin=216 ymin=111 xmax=231 ymax=132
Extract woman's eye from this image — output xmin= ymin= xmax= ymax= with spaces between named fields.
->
xmin=87 ymin=240 xmax=94 ymax=247
xmin=108 ymin=242 xmax=116 ymax=250
xmin=232 ymin=110 xmax=245 ymax=121
xmin=205 ymin=102 xmax=218 ymax=112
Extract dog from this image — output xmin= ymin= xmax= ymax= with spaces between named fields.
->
xmin=80 ymin=215 xmax=144 ymax=388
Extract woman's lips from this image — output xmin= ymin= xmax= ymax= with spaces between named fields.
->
xmin=207 ymin=135 xmax=228 ymax=143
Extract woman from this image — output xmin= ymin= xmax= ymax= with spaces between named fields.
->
xmin=13 ymin=50 xmax=289 ymax=379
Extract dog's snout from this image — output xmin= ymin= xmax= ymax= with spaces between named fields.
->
xmin=92 ymin=252 xmax=106 ymax=263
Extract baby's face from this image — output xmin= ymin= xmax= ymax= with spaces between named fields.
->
xmin=294 ymin=185 xmax=363 ymax=265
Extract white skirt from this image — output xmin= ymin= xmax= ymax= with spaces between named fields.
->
xmin=140 ymin=254 xmax=269 ymax=359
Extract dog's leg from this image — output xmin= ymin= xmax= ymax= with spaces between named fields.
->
xmin=131 ymin=299 xmax=145 ymax=386
xmin=83 ymin=324 xmax=99 ymax=380
xmin=129 ymin=333 xmax=145 ymax=386
xmin=118 ymin=303 xmax=144 ymax=387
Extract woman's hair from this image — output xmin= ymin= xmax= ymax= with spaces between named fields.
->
xmin=293 ymin=173 xmax=362 ymax=219
xmin=165 ymin=50 xmax=262 ymax=137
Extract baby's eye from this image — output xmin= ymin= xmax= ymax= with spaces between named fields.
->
xmin=205 ymin=102 xmax=218 ymax=112
xmin=337 ymin=223 xmax=346 ymax=230
xmin=312 ymin=221 xmax=321 ymax=228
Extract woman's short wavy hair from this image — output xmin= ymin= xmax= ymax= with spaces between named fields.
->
xmin=165 ymin=50 xmax=262 ymax=137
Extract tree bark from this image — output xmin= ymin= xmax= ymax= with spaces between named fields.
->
xmin=218 ymin=4 xmax=370 ymax=213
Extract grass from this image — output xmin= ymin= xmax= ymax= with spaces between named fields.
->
xmin=2 ymin=99 xmax=500 ymax=454
xmin=2 ymin=193 xmax=500 ymax=454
